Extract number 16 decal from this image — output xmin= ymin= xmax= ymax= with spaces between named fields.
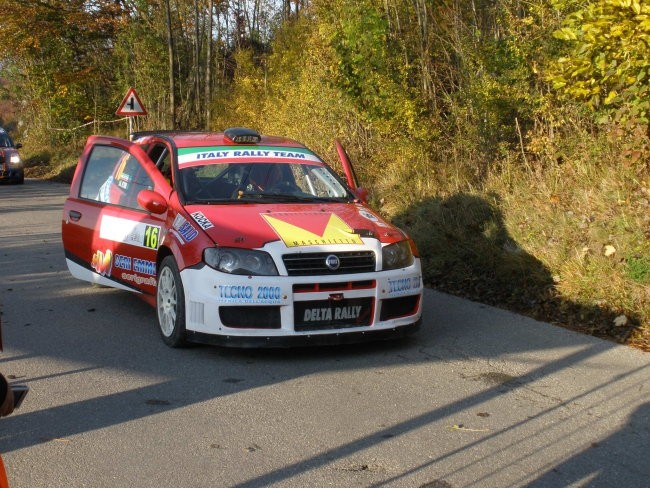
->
xmin=144 ymin=225 xmax=159 ymax=249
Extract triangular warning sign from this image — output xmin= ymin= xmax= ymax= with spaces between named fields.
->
xmin=116 ymin=87 xmax=147 ymax=116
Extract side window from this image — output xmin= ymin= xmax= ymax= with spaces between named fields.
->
xmin=80 ymin=145 xmax=153 ymax=211
xmin=148 ymin=143 xmax=172 ymax=181
xmin=112 ymin=155 xmax=154 ymax=209
xmin=79 ymin=146 xmax=121 ymax=200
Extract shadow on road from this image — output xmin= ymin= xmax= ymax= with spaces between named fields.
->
xmin=528 ymin=402 xmax=650 ymax=487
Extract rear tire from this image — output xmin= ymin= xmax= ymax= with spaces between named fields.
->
xmin=156 ymin=256 xmax=188 ymax=347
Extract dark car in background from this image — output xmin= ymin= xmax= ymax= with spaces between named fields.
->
xmin=0 ymin=128 xmax=24 ymax=184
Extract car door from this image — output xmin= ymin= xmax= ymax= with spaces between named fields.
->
xmin=62 ymin=136 xmax=171 ymax=297
xmin=334 ymin=139 xmax=368 ymax=201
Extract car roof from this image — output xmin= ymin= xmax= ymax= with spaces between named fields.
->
xmin=132 ymin=130 xmax=309 ymax=150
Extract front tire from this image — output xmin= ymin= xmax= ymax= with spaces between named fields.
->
xmin=157 ymin=256 xmax=188 ymax=347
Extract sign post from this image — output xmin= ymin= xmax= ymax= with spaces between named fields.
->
xmin=116 ymin=87 xmax=148 ymax=137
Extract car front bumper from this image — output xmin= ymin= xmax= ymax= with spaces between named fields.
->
xmin=184 ymin=318 xmax=421 ymax=348
xmin=0 ymin=165 xmax=23 ymax=182
xmin=179 ymin=257 xmax=423 ymax=346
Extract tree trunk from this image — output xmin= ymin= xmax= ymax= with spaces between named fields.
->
xmin=164 ymin=0 xmax=176 ymax=129
xmin=205 ymin=0 xmax=213 ymax=129
xmin=194 ymin=0 xmax=201 ymax=128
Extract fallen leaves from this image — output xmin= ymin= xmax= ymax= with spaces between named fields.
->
xmin=604 ymin=245 xmax=616 ymax=257
xmin=613 ymin=315 xmax=628 ymax=327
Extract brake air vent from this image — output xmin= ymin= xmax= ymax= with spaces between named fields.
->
xmin=282 ymin=251 xmax=375 ymax=276
xmin=219 ymin=306 xmax=281 ymax=329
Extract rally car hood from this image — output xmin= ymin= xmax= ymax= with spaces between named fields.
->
xmin=183 ymin=202 xmax=406 ymax=249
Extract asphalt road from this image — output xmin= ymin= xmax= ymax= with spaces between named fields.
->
xmin=1 ymin=179 xmax=648 ymax=488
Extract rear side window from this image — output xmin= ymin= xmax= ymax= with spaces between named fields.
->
xmin=79 ymin=146 xmax=120 ymax=200
xmin=79 ymin=145 xmax=153 ymax=210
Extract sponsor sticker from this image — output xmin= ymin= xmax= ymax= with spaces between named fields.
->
xmin=91 ymin=249 xmax=113 ymax=276
xmin=114 ymin=158 xmax=131 ymax=189
xmin=114 ymin=254 xmax=132 ymax=271
xmin=216 ymin=285 xmax=282 ymax=304
xmin=386 ymin=275 xmax=422 ymax=296
xmin=133 ymin=258 xmax=156 ymax=276
xmin=303 ymin=305 xmax=362 ymax=322
xmin=117 ymin=173 xmax=131 ymax=190
xmin=191 ymin=211 xmax=214 ymax=230
xmin=108 ymin=253 xmax=156 ymax=277
xmin=177 ymin=145 xmax=323 ymax=166
xmin=357 ymin=208 xmax=391 ymax=228
xmin=121 ymin=273 xmax=156 ymax=287
xmin=173 ymin=214 xmax=199 ymax=242
xmin=262 ymin=212 xmax=363 ymax=247
xmin=293 ymin=297 xmax=373 ymax=328
xmin=100 ymin=215 xmax=161 ymax=250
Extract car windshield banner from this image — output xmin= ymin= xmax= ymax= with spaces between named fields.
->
xmin=177 ymin=146 xmax=323 ymax=166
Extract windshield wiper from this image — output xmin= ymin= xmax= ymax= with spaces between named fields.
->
xmin=186 ymin=193 xmax=352 ymax=204
xmin=184 ymin=198 xmax=232 ymax=205
xmin=235 ymin=193 xmax=347 ymax=203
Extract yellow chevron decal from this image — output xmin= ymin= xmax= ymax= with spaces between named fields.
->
xmin=263 ymin=213 xmax=363 ymax=247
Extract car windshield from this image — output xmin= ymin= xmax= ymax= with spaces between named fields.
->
xmin=0 ymin=133 xmax=14 ymax=148
xmin=179 ymin=161 xmax=355 ymax=204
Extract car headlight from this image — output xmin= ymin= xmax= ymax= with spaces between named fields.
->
xmin=382 ymin=241 xmax=414 ymax=270
xmin=204 ymin=247 xmax=278 ymax=276
xmin=9 ymin=154 xmax=21 ymax=165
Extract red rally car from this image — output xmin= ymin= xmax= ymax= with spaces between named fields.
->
xmin=62 ymin=128 xmax=423 ymax=347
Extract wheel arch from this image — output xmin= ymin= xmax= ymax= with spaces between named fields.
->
xmin=157 ymin=245 xmax=174 ymax=271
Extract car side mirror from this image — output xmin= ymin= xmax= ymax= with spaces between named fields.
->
xmin=354 ymin=187 xmax=369 ymax=203
xmin=15 ymin=143 xmax=22 ymax=149
xmin=137 ymin=189 xmax=168 ymax=214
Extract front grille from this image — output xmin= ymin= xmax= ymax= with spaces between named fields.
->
xmin=293 ymin=280 xmax=375 ymax=293
xmin=282 ymin=251 xmax=375 ymax=276
xmin=219 ymin=306 xmax=281 ymax=329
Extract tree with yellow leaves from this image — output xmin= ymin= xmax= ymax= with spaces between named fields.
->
xmin=549 ymin=0 xmax=650 ymax=135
